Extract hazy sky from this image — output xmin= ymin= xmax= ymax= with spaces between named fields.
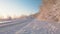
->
xmin=0 ymin=0 xmax=42 ymax=18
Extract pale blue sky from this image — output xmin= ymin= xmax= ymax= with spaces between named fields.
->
xmin=0 ymin=0 xmax=42 ymax=17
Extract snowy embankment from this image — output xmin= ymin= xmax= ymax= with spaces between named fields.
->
xmin=0 ymin=16 xmax=34 ymax=27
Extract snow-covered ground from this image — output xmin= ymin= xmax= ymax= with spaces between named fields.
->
xmin=0 ymin=16 xmax=60 ymax=34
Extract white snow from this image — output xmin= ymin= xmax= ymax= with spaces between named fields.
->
xmin=0 ymin=16 xmax=60 ymax=34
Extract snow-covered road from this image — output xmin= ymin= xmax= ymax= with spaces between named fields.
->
xmin=0 ymin=17 xmax=60 ymax=34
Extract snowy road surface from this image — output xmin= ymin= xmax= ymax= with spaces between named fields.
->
xmin=0 ymin=17 xmax=60 ymax=34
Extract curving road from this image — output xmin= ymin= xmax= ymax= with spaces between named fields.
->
xmin=0 ymin=16 xmax=60 ymax=34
